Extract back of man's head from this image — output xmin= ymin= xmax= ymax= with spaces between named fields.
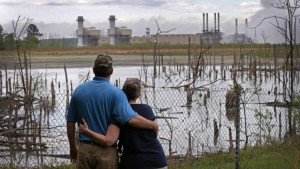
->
xmin=93 ymin=55 xmax=113 ymax=77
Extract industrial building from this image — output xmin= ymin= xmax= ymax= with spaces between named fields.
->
xmin=232 ymin=19 xmax=252 ymax=43
xmin=76 ymin=16 xmax=100 ymax=47
xmin=76 ymin=15 xmax=133 ymax=46
xmin=129 ymin=13 xmax=223 ymax=45
xmin=107 ymin=15 xmax=132 ymax=45
xmin=130 ymin=33 xmax=201 ymax=45
xmin=76 ymin=14 xmax=252 ymax=46
xmin=198 ymin=13 xmax=222 ymax=44
xmin=100 ymin=25 xmax=132 ymax=46
xmin=131 ymin=13 xmax=223 ymax=45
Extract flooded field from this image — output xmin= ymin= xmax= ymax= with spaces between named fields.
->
xmin=0 ymin=56 xmax=300 ymax=167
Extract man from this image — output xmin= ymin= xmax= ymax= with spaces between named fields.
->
xmin=66 ymin=55 xmax=158 ymax=169
xmin=78 ymin=78 xmax=168 ymax=169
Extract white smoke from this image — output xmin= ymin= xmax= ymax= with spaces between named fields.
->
xmin=248 ymin=0 xmax=300 ymax=43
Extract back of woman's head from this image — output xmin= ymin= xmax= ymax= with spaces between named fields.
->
xmin=122 ymin=78 xmax=141 ymax=101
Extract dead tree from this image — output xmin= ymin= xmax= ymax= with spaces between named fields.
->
xmin=272 ymin=0 xmax=300 ymax=136
xmin=153 ymin=20 xmax=175 ymax=78
xmin=0 ymin=16 xmax=55 ymax=167
xmin=248 ymin=0 xmax=300 ymax=136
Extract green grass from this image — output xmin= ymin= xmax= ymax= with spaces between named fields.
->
xmin=169 ymin=136 xmax=300 ymax=169
xmin=1 ymin=43 xmax=296 ymax=58
xmin=0 ymin=136 xmax=299 ymax=169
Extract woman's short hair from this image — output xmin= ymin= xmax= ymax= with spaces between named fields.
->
xmin=122 ymin=78 xmax=141 ymax=101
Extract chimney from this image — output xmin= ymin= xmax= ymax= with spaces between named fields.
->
xmin=214 ymin=13 xmax=216 ymax=32
xmin=245 ymin=18 xmax=248 ymax=36
xmin=108 ymin=15 xmax=116 ymax=45
xmin=206 ymin=13 xmax=209 ymax=32
xmin=218 ymin=13 xmax=220 ymax=32
xmin=77 ymin=16 xmax=84 ymax=47
xmin=235 ymin=18 xmax=238 ymax=35
xmin=146 ymin=27 xmax=150 ymax=37
xmin=203 ymin=13 xmax=205 ymax=33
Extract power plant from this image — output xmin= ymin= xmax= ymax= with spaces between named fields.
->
xmin=108 ymin=15 xmax=116 ymax=45
xmin=76 ymin=15 xmax=132 ymax=46
xmin=222 ymin=18 xmax=252 ymax=44
xmin=199 ymin=13 xmax=222 ymax=44
xmin=76 ymin=16 xmax=100 ymax=47
xmin=76 ymin=14 xmax=252 ymax=46
xmin=108 ymin=15 xmax=132 ymax=45
xmin=232 ymin=18 xmax=252 ymax=43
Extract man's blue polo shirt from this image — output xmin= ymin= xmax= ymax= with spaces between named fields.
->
xmin=66 ymin=76 xmax=137 ymax=141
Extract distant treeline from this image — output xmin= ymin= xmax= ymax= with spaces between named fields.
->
xmin=39 ymin=38 xmax=77 ymax=47
xmin=0 ymin=23 xmax=78 ymax=51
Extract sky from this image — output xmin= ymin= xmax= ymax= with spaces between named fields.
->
xmin=0 ymin=0 xmax=299 ymax=43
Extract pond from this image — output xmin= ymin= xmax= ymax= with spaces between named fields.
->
xmin=0 ymin=63 xmax=299 ymax=167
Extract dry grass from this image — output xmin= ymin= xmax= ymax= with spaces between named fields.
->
xmin=0 ymin=53 xmax=237 ymax=69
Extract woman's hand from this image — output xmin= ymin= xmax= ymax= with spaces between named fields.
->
xmin=79 ymin=119 xmax=89 ymax=134
xmin=78 ymin=118 xmax=120 ymax=146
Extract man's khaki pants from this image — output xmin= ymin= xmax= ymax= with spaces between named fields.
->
xmin=76 ymin=142 xmax=118 ymax=169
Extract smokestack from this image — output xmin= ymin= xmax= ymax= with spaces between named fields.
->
xmin=218 ymin=13 xmax=220 ymax=32
xmin=206 ymin=13 xmax=208 ymax=32
xmin=245 ymin=18 xmax=248 ymax=36
xmin=77 ymin=16 xmax=84 ymax=47
xmin=235 ymin=18 xmax=238 ymax=35
xmin=109 ymin=15 xmax=116 ymax=45
xmin=146 ymin=27 xmax=150 ymax=37
xmin=203 ymin=13 xmax=205 ymax=33
xmin=214 ymin=13 xmax=216 ymax=32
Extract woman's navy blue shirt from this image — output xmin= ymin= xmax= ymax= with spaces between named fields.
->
xmin=118 ymin=104 xmax=167 ymax=169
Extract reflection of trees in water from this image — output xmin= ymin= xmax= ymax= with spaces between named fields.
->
xmin=1 ymin=49 xmax=299 ymax=166
xmin=1 ymin=54 xmax=299 ymax=166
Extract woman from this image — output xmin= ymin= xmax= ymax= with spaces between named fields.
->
xmin=79 ymin=78 xmax=167 ymax=169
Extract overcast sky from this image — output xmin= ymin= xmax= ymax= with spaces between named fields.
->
xmin=0 ymin=0 xmax=299 ymax=43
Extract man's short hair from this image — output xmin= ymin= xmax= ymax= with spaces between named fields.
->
xmin=93 ymin=55 xmax=113 ymax=77
xmin=122 ymin=78 xmax=141 ymax=101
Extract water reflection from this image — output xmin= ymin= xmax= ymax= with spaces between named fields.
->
xmin=0 ymin=65 xmax=299 ymax=167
